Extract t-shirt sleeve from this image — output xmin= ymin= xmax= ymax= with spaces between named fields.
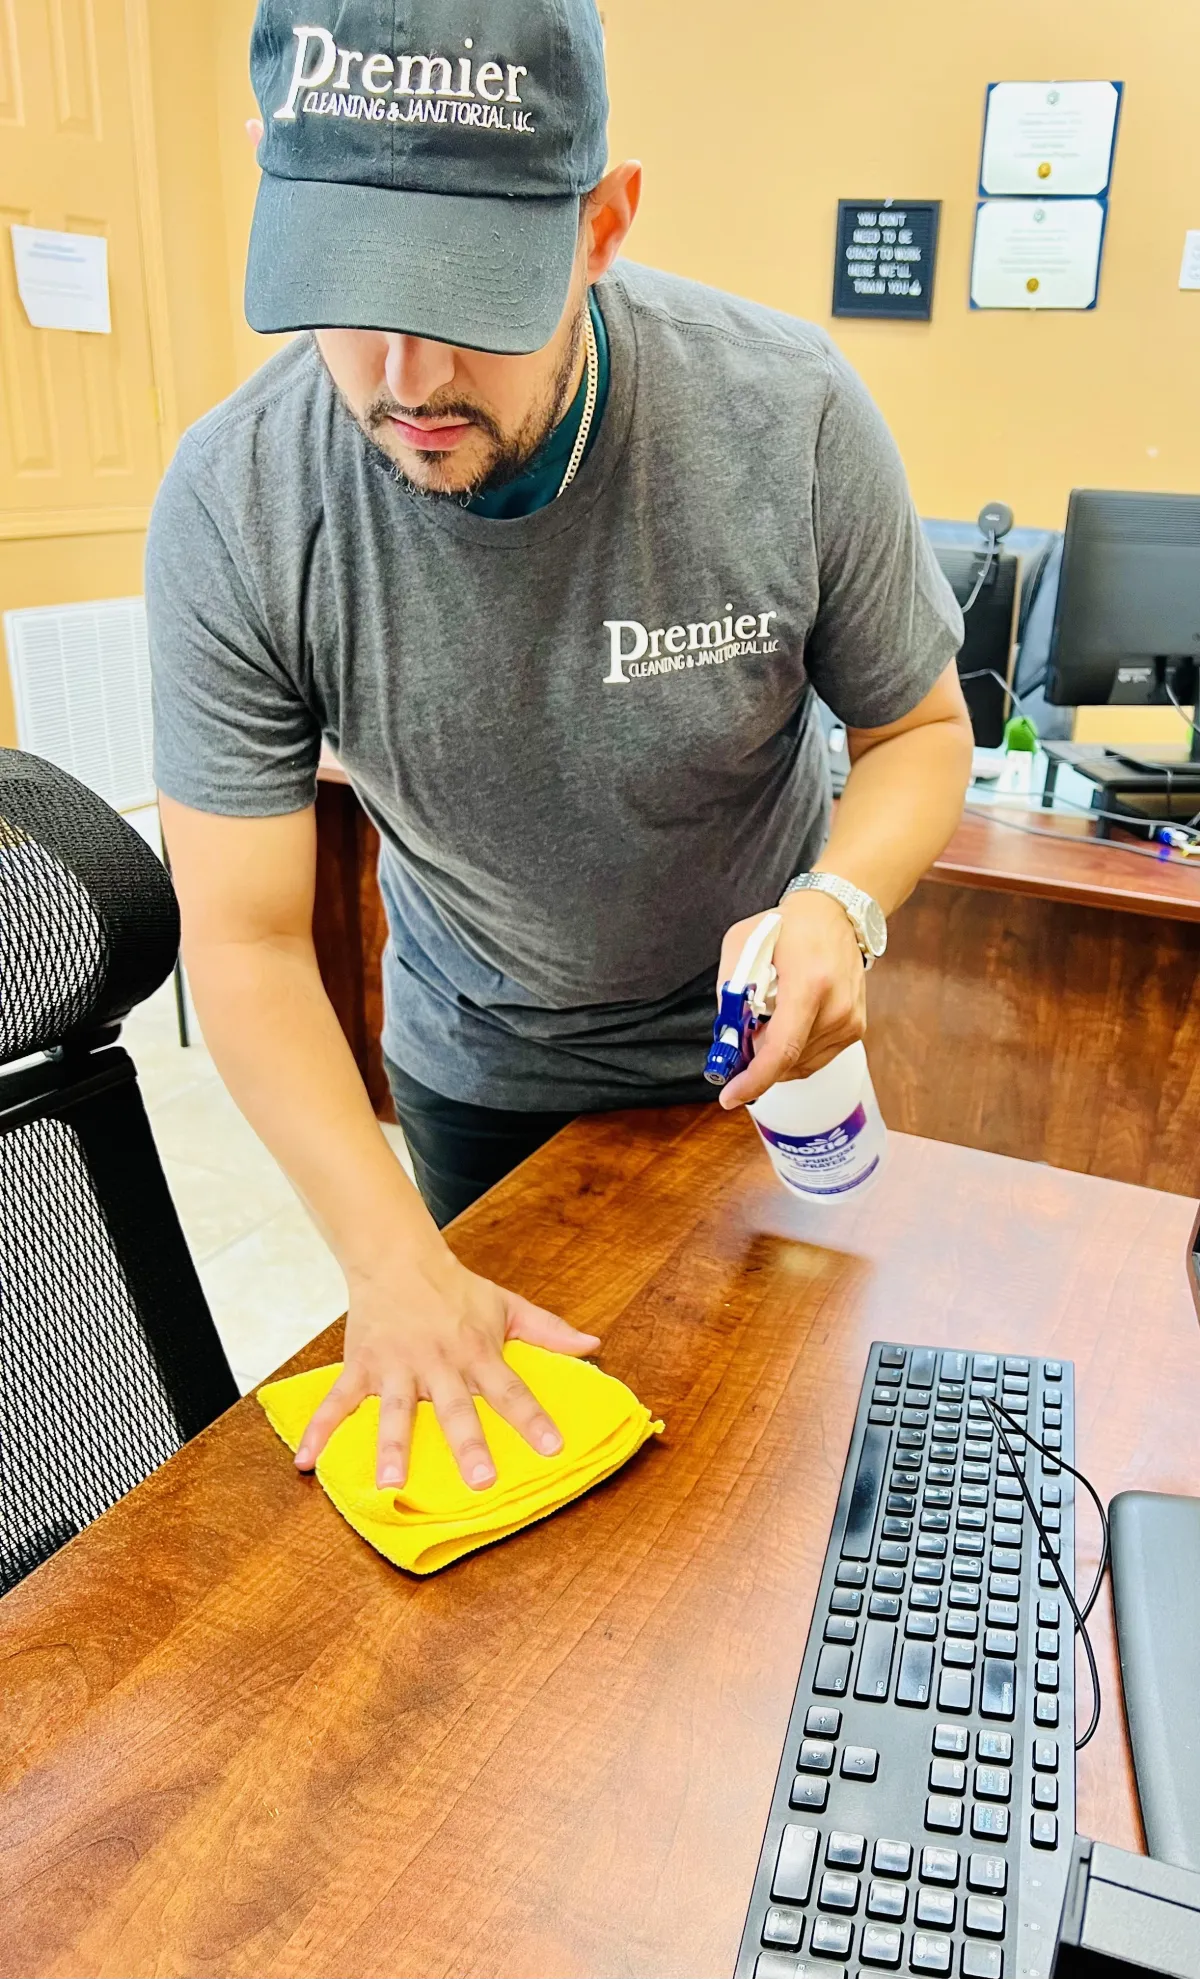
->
xmin=147 ymin=439 xmax=320 ymax=817
xmin=802 ymin=350 xmax=964 ymax=729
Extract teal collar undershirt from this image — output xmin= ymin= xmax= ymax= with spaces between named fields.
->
xmin=464 ymin=291 xmax=609 ymax=520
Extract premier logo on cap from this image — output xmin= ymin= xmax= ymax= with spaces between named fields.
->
xmin=274 ymin=28 xmax=536 ymax=132
xmin=245 ymin=0 xmax=608 ymax=354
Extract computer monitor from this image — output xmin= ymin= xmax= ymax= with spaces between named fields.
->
xmin=931 ymin=544 xmax=1019 ymax=748
xmin=1045 ymin=490 xmax=1200 ymax=768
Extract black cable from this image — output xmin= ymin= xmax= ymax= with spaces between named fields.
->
xmin=985 ymin=1397 xmax=1110 ymax=1749
xmin=967 ymin=791 xmax=1200 ymax=846
xmin=960 ymin=541 xmax=997 ymax=616
xmin=1164 ymin=672 xmax=1200 ymax=746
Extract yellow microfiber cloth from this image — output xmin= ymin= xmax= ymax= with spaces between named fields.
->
xmin=258 ymin=1341 xmax=664 ymax=1575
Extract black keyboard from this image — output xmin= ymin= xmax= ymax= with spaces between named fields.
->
xmin=735 ymin=1343 xmax=1075 ymax=1979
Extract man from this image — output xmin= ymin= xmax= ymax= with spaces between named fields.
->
xmin=148 ymin=0 xmax=972 ymax=1499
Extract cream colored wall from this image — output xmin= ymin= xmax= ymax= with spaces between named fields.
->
xmin=4 ymin=0 xmax=1197 ymax=750
xmin=602 ymin=0 xmax=1200 ymax=745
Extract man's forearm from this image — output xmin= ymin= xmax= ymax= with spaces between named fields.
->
xmin=184 ymin=933 xmax=446 ymax=1281
xmin=816 ymin=711 xmax=972 ymax=915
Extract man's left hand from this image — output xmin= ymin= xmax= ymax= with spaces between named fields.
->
xmin=714 ymin=888 xmax=866 ymax=1109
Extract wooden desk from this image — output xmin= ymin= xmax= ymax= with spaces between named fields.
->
xmin=312 ymin=769 xmax=1200 ymax=1192
xmin=868 ymin=809 xmax=1200 ymax=1197
xmin=3 ymin=1117 xmax=1199 ymax=1979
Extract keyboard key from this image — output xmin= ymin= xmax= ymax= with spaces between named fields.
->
xmin=988 ymin=1574 xmax=1019 ymax=1600
xmin=919 ymin=1847 xmax=959 ymax=1885
xmin=1036 ymin=1661 xmax=1060 ymax=1692
xmin=937 ymin=1669 xmax=973 ymax=1713
xmin=929 ymin=1759 xmax=965 ymax=1793
xmin=909 ymin=1349 xmax=937 ymax=1388
xmin=915 ymin=1890 xmax=956 ymax=1929
xmin=884 ymin=1517 xmax=914 ymax=1540
xmin=911 ymin=1587 xmax=942 ymax=1609
xmin=942 ymin=1643 xmax=976 ymax=1670
xmin=1038 ymin=1628 xmax=1060 ymax=1658
xmin=965 ymin=1897 xmax=1005 ymax=1938
xmin=811 ymin=1916 xmax=854 ymax=1959
xmin=842 ymin=1425 xmax=891 ymax=1562
xmin=870 ymin=1596 xmax=903 ymax=1620
xmin=980 ymin=1659 xmax=1016 ymax=1720
xmin=946 ymin=1609 xmax=979 ymax=1636
xmin=855 ymin=1623 xmax=896 ymax=1702
xmin=925 ymin=1796 xmax=963 ymax=1834
xmin=913 ymin=1562 xmax=945 ymax=1584
xmin=874 ymin=1839 xmax=914 ymax=1878
xmin=806 ymin=1707 xmax=842 ymax=1738
xmin=990 ymin=1548 xmax=1021 ymax=1574
xmin=983 ymin=1630 xmax=1017 ymax=1658
xmin=1037 ymin=1596 xmax=1061 ymax=1625
xmin=1044 ymin=1360 xmax=1063 ymax=1379
xmin=861 ymin=1923 xmax=903 ymax=1967
xmin=824 ymin=1617 xmax=858 ymax=1643
xmin=754 ymin=1956 xmax=807 ymax=1979
xmin=906 ymin=1615 xmax=938 ymax=1640
xmin=933 ymin=1724 xmax=970 ymax=1756
xmin=837 ymin=1563 xmax=868 ymax=1588
xmin=973 ymin=1767 xmax=1010 ymax=1802
xmin=967 ymin=1854 xmax=1007 ymax=1893
xmin=880 ymin=1346 xmax=907 ymax=1366
xmin=1033 ymin=1738 xmax=1058 ymax=1771
xmin=961 ymin=1947 xmax=1002 ymax=1979
xmin=911 ymin=1931 xmax=954 ymax=1973
xmin=819 ymin=1870 xmax=860 ymax=1912
xmin=875 ymin=1566 xmax=906 ymax=1591
xmin=973 ymin=1356 xmax=998 ymax=1380
xmin=827 ymin=1832 xmax=867 ymax=1868
xmin=971 ymin=1806 xmax=1009 ymax=1841
xmin=773 ymin=1824 xmax=820 ymax=1903
xmin=879 ymin=1541 xmax=910 ymax=1565
xmin=791 ymin=1776 xmax=829 ymax=1811
xmin=1035 ymin=1695 xmax=1060 ymax=1728
xmin=1032 ymin=1776 xmax=1058 ymax=1810
xmin=1039 ymin=1560 xmax=1060 ymax=1584
xmin=870 ymin=1406 xmax=898 ymax=1426
xmin=1031 ymin=1812 xmax=1059 ymax=1849
xmin=917 ymin=1538 xmax=948 ymax=1558
xmin=976 ymin=1732 xmax=1012 ymax=1764
xmin=868 ymin=1882 xmax=909 ymax=1920
xmin=762 ymin=1907 xmax=805 ymax=1950
xmin=955 ymin=1534 xmax=985 ymax=1556
xmin=830 ymin=1589 xmax=864 ymax=1615
xmin=814 ymin=1644 xmax=853 ymax=1694
xmin=897 ymin=1641 xmax=935 ymax=1706
xmin=799 ymin=1738 xmax=836 ymax=1772
xmin=842 ymin=1745 xmax=880 ymax=1780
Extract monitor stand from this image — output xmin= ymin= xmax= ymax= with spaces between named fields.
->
xmin=1041 ymin=738 xmax=1200 ymax=834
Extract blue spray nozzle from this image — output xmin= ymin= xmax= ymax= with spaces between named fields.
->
xmin=703 ymin=913 xmax=784 ymax=1088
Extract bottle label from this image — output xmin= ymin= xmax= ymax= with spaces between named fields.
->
xmin=755 ymin=1102 xmax=882 ymax=1197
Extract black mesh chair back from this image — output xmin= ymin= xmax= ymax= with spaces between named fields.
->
xmin=0 ymin=750 xmax=238 ymax=1596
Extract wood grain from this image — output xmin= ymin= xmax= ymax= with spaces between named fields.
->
xmin=869 ymin=878 xmax=1200 ymax=1198
xmin=2 ymin=1115 xmax=1197 ymax=1979
xmin=930 ymin=809 xmax=1200 ymax=925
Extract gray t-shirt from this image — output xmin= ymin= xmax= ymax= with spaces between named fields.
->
xmin=148 ymin=260 xmax=962 ymax=1110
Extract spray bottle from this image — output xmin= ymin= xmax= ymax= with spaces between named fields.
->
xmin=705 ymin=911 xmax=887 ymax=1204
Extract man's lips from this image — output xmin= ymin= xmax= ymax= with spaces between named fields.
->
xmin=387 ymin=415 xmax=474 ymax=452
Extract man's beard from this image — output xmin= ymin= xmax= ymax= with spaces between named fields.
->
xmin=332 ymin=307 xmax=587 ymax=504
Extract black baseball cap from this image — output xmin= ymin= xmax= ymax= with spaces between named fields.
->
xmin=245 ymin=0 xmax=608 ymax=354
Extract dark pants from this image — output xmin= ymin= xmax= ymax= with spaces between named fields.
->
xmin=385 ymin=1056 xmax=715 ymax=1229
xmin=385 ymin=1057 xmax=578 ymax=1228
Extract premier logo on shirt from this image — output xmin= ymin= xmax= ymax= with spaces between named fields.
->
xmin=601 ymin=605 xmax=780 ymax=685
xmin=274 ymin=27 xmax=536 ymax=132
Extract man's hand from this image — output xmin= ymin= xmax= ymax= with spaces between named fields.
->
xmin=714 ymin=888 xmax=866 ymax=1111
xmin=294 ymin=1250 xmax=601 ymax=1491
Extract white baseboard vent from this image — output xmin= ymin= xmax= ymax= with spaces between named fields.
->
xmin=3 ymin=597 xmax=153 ymax=813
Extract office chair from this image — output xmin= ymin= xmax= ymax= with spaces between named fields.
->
xmin=0 ymin=749 xmax=238 ymax=1597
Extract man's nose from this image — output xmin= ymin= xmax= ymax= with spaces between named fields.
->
xmin=383 ymin=334 xmax=456 ymax=407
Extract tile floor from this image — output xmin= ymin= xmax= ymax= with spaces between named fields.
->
xmin=123 ymin=971 xmax=412 ymax=1394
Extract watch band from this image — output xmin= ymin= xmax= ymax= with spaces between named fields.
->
xmin=780 ymin=872 xmax=888 ymax=969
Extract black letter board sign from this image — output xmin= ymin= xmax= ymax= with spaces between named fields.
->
xmin=832 ymin=199 xmax=940 ymax=320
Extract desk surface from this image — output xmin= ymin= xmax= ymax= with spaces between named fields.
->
xmin=3 ymin=1117 xmax=1199 ymax=1978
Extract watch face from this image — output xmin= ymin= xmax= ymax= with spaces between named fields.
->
xmin=863 ymin=897 xmax=888 ymax=954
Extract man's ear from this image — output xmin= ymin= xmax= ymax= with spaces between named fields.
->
xmin=246 ymin=116 xmax=264 ymax=147
xmin=584 ymin=161 xmax=642 ymax=283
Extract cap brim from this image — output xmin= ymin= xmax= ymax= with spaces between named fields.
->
xmin=245 ymin=176 xmax=579 ymax=355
